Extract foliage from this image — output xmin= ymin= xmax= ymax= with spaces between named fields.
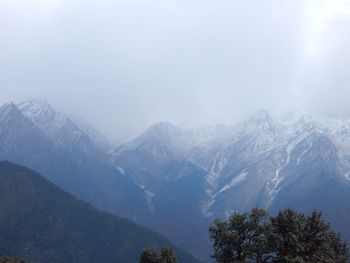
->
xmin=139 ymin=249 xmax=160 ymax=263
xmin=210 ymin=208 xmax=349 ymax=263
xmin=0 ymin=257 xmax=25 ymax=263
xmin=139 ymin=248 xmax=178 ymax=263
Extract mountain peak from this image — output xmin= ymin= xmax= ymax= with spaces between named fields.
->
xmin=139 ymin=121 xmax=183 ymax=143
xmin=148 ymin=121 xmax=177 ymax=129
xmin=242 ymin=110 xmax=275 ymax=132
xmin=0 ymin=101 xmax=18 ymax=113
xmin=113 ymin=121 xmax=184 ymax=155
xmin=247 ymin=110 xmax=272 ymax=122
xmin=0 ymin=102 xmax=22 ymax=122
xmin=17 ymin=98 xmax=56 ymax=122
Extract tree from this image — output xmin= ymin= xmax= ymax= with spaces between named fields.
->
xmin=139 ymin=249 xmax=160 ymax=263
xmin=246 ymin=209 xmax=271 ymax=263
xmin=268 ymin=209 xmax=305 ymax=262
xmin=139 ymin=248 xmax=178 ymax=263
xmin=0 ymin=257 xmax=26 ymax=263
xmin=270 ymin=209 xmax=349 ymax=263
xmin=209 ymin=208 xmax=270 ymax=263
xmin=209 ymin=208 xmax=349 ymax=263
xmin=210 ymin=211 xmax=248 ymax=262
xmin=160 ymin=248 xmax=178 ymax=263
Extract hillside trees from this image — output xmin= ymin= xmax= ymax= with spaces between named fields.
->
xmin=0 ymin=257 xmax=25 ymax=263
xmin=139 ymin=248 xmax=178 ymax=263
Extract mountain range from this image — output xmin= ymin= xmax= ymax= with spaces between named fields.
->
xmin=1 ymin=99 xmax=350 ymax=261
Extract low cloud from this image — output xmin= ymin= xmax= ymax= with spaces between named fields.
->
xmin=1 ymin=0 xmax=349 ymax=142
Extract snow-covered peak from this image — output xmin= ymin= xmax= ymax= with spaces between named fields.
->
xmin=246 ymin=110 xmax=273 ymax=125
xmin=17 ymin=99 xmax=70 ymax=138
xmin=16 ymin=99 xmax=103 ymax=155
xmin=142 ymin=122 xmax=182 ymax=140
xmin=17 ymin=98 xmax=56 ymax=123
xmin=230 ymin=110 xmax=278 ymax=138
xmin=224 ymin=110 xmax=278 ymax=144
xmin=130 ymin=121 xmax=188 ymax=150
xmin=0 ymin=102 xmax=21 ymax=121
xmin=113 ymin=121 xmax=187 ymax=158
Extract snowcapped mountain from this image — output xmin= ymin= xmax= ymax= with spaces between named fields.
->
xmin=111 ymin=110 xmax=350 ymax=260
xmin=113 ymin=121 xmax=185 ymax=157
xmin=183 ymin=111 xmax=350 ymax=216
xmin=2 ymin=99 xmax=350 ymax=262
xmin=0 ymin=100 xmax=150 ymax=224
xmin=17 ymin=99 xmax=100 ymax=156
xmin=112 ymin=121 xmax=211 ymax=260
xmin=0 ymin=102 xmax=53 ymax=161
xmin=112 ymin=121 xmax=200 ymax=190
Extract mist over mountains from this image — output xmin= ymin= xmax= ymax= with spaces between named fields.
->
xmin=1 ymin=98 xmax=350 ymax=261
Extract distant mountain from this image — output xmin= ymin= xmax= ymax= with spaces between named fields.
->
xmin=112 ymin=122 xmax=211 ymax=260
xmin=186 ymin=111 xmax=350 ymax=219
xmin=112 ymin=110 xmax=350 ymax=261
xmin=2 ymin=98 xmax=350 ymax=262
xmin=0 ymin=161 xmax=200 ymax=263
xmin=112 ymin=122 xmax=192 ymax=190
xmin=0 ymin=102 xmax=56 ymax=172
xmin=17 ymin=99 xmax=100 ymax=155
xmin=0 ymin=101 xmax=150 ymax=222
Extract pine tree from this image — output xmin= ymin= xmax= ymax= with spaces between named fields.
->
xmin=268 ymin=209 xmax=305 ymax=261
xmin=270 ymin=209 xmax=349 ymax=263
xmin=210 ymin=211 xmax=249 ymax=262
xmin=246 ymin=209 xmax=270 ymax=263
xmin=209 ymin=208 xmax=349 ymax=263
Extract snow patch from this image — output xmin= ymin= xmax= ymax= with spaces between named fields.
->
xmin=145 ymin=190 xmax=155 ymax=213
xmin=201 ymin=199 xmax=216 ymax=217
xmin=265 ymin=168 xmax=283 ymax=207
xmin=138 ymin=185 xmax=155 ymax=212
xmin=117 ymin=166 xmax=125 ymax=175
xmin=207 ymin=152 xmax=228 ymax=188
xmin=201 ymin=171 xmax=248 ymax=217
xmin=216 ymin=172 xmax=248 ymax=196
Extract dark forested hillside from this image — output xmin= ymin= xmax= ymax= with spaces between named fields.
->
xmin=0 ymin=161 xmax=200 ymax=263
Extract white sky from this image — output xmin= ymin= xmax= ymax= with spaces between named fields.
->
xmin=1 ymin=0 xmax=350 ymax=142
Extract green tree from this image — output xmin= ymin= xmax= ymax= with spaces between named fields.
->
xmin=268 ymin=209 xmax=305 ymax=262
xmin=270 ymin=209 xmax=349 ymax=263
xmin=246 ymin=209 xmax=271 ymax=263
xmin=0 ymin=257 xmax=25 ymax=263
xmin=210 ymin=208 xmax=270 ymax=263
xmin=139 ymin=249 xmax=160 ymax=263
xmin=210 ymin=211 xmax=248 ymax=262
xmin=160 ymin=248 xmax=178 ymax=263
xmin=139 ymin=248 xmax=178 ymax=263
xmin=210 ymin=208 xmax=349 ymax=263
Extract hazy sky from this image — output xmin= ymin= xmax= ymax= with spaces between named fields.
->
xmin=1 ymin=0 xmax=350 ymax=142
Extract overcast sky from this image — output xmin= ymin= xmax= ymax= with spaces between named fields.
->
xmin=1 ymin=0 xmax=350 ymax=142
